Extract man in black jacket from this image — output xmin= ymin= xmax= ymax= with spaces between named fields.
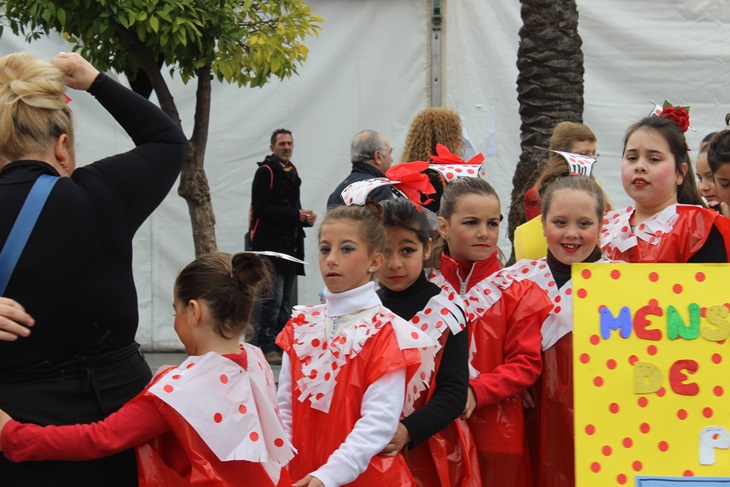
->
xmin=249 ymin=129 xmax=316 ymax=364
xmin=326 ymin=130 xmax=395 ymax=208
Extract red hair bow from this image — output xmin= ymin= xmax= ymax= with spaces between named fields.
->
xmin=385 ymin=161 xmax=436 ymax=210
xmin=428 ymin=143 xmax=485 ymax=165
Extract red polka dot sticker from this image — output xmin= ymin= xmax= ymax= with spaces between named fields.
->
xmin=572 ymin=263 xmax=730 ymax=484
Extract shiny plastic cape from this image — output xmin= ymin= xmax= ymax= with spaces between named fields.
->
xmin=601 ymin=204 xmax=730 ymax=262
xmin=432 ymin=267 xmax=552 ymax=487
xmin=405 ymin=330 xmax=482 ymax=487
xmin=507 ymin=260 xmax=580 ymax=487
xmin=136 ymin=403 xmax=292 ymax=487
xmin=135 ymin=349 xmax=293 ymax=487
xmin=402 ymin=292 xmax=481 ymax=487
xmin=277 ymin=309 xmax=426 ymax=486
xmin=526 ymin=333 xmax=575 ymax=487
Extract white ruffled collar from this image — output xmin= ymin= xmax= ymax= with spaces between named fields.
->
xmin=323 ymin=281 xmax=381 ymax=317
xmin=601 ymin=204 xmax=679 ymax=253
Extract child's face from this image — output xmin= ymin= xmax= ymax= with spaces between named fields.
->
xmin=439 ymin=193 xmax=500 ymax=263
xmin=377 ymin=226 xmax=431 ymax=292
xmin=621 ymin=127 xmax=686 ymax=213
xmin=711 ymin=162 xmax=730 ymax=207
xmin=543 ymin=188 xmax=601 ymax=265
xmin=696 ymin=152 xmax=721 ymax=204
xmin=319 ymin=219 xmax=383 ymax=293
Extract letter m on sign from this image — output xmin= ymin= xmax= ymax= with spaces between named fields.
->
xmin=600 ymin=306 xmax=632 ymax=339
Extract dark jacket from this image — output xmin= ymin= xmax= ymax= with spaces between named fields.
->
xmin=326 ymin=162 xmax=395 ymax=208
xmin=250 ymin=155 xmax=308 ymax=275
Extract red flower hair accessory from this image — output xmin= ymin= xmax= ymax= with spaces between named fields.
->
xmin=650 ymin=100 xmax=691 ymax=132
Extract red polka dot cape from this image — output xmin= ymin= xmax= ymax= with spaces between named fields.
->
xmin=600 ymin=204 xmax=730 ymax=262
xmin=431 ymin=252 xmax=552 ymax=486
xmin=276 ymin=304 xmax=438 ymax=485
xmin=143 ymin=345 xmax=294 ymax=486
xmin=404 ymin=290 xmax=483 ymax=487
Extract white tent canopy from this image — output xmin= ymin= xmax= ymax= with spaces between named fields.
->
xmin=1 ymin=0 xmax=728 ymax=350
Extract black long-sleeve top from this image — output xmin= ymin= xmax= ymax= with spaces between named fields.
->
xmin=377 ymin=272 xmax=469 ymax=448
xmin=0 ymin=73 xmax=187 ymax=370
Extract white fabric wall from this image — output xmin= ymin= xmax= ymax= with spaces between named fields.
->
xmin=2 ymin=0 xmax=729 ymax=350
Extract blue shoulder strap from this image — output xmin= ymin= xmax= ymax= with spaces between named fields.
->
xmin=0 ymin=174 xmax=60 ymax=295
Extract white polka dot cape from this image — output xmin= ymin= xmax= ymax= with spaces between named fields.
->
xmin=430 ymin=269 xmax=516 ymax=379
xmin=402 ymin=290 xmax=467 ymax=416
xmin=289 ymin=304 xmax=438 ymax=415
xmin=600 ymin=204 xmax=679 ymax=255
xmin=147 ymin=345 xmax=295 ymax=468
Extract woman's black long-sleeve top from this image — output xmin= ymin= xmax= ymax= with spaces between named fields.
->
xmin=0 ymin=73 xmax=187 ymax=370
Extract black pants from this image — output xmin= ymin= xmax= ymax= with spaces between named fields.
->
xmin=0 ymin=343 xmax=151 ymax=487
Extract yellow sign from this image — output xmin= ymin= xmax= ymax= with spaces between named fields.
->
xmin=573 ymin=263 xmax=730 ymax=486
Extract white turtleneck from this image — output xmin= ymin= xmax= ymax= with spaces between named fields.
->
xmin=277 ymin=280 xmax=406 ymax=487
xmin=322 ymin=281 xmax=382 ymax=339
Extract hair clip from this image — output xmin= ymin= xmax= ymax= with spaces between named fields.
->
xmin=63 ymin=93 xmax=72 ymax=112
xmin=533 ymin=146 xmax=597 ymax=177
xmin=229 ymin=251 xmax=306 ymax=277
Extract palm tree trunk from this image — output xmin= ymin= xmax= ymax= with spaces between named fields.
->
xmin=508 ymin=0 xmax=585 ymax=263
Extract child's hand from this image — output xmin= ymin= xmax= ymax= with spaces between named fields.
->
xmin=379 ymin=422 xmax=410 ymax=457
xmin=461 ymin=386 xmax=477 ymax=420
xmin=0 ymin=408 xmax=13 ymax=450
xmin=292 ymin=475 xmax=324 ymax=487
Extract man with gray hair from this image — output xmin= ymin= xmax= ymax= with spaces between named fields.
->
xmin=326 ymin=130 xmax=395 ymax=208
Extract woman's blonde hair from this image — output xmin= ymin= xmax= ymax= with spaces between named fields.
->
xmin=401 ymin=107 xmax=463 ymax=162
xmin=0 ymin=52 xmax=73 ymax=165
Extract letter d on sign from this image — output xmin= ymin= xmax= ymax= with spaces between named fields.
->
xmin=699 ymin=426 xmax=730 ymax=465
xmin=633 ymin=362 xmax=663 ymax=393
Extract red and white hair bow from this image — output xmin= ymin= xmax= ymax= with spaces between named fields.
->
xmin=340 ymin=161 xmax=436 ymax=210
xmin=427 ymin=143 xmax=484 ymax=181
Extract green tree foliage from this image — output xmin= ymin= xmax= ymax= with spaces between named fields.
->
xmin=0 ymin=0 xmax=322 ymax=255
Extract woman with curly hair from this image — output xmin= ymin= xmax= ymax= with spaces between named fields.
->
xmin=401 ymin=107 xmax=464 ymax=212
